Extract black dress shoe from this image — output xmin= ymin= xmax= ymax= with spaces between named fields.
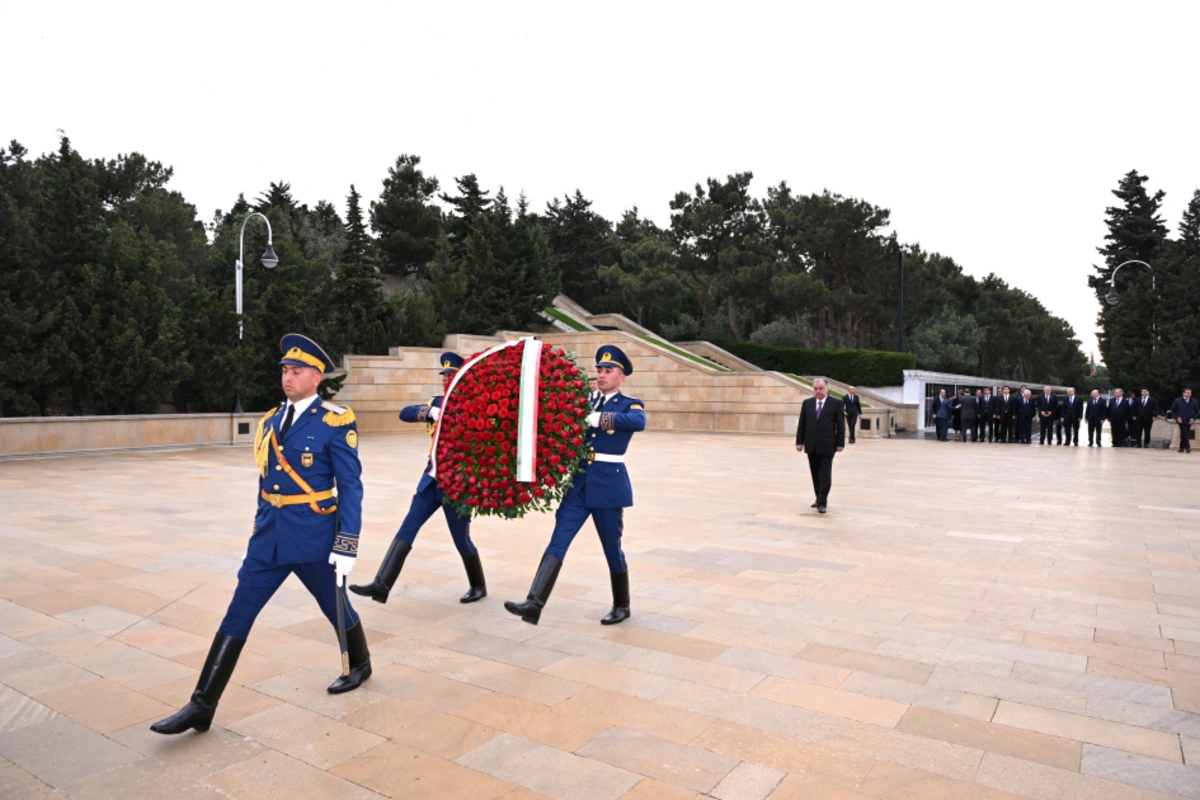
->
xmin=328 ymin=622 xmax=371 ymax=694
xmin=810 ymin=503 xmax=819 ymax=509
xmin=818 ymin=506 xmax=827 ymax=514
xmin=349 ymin=539 xmax=411 ymax=604
xmin=600 ymin=570 xmax=631 ymax=625
xmin=151 ymin=634 xmax=244 ymax=734
xmin=504 ymin=554 xmax=562 ymax=626
xmin=460 ymin=552 xmax=487 ymax=603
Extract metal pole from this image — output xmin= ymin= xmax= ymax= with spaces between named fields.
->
xmin=1108 ymin=259 xmax=1155 ymax=352
xmin=897 ymin=246 xmax=905 ymax=352
xmin=233 ymin=212 xmax=275 ymax=414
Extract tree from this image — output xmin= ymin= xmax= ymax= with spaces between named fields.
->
xmin=370 ymin=154 xmax=442 ymax=277
xmin=327 ymin=185 xmax=395 ymax=355
xmin=909 ymin=307 xmax=984 ymax=375
xmin=599 ymin=209 xmax=681 ymax=329
xmin=440 ymin=173 xmax=492 ymax=252
xmin=543 ymin=190 xmax=616 ymax=308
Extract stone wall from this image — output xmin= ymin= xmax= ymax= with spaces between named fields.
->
xmin=0 ymin=413 xmax=263 ymax=458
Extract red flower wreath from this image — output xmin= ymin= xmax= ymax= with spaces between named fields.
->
xmin=433 ymin=341 xmax=590 ymax=519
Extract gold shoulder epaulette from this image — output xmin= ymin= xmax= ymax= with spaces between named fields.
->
xmin=321 ymin=400 xmax=356 ymax=427
xmin=253 ymin=408 xmax=277 ymax=477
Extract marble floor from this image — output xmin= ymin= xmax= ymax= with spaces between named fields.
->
xmin=1 ymin=431 xmax=1199 ymax=799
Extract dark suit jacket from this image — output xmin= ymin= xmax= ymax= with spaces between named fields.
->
xmin=1017 ymin=396 xmax=1036 ymax=420
xmin=996 ymin=395 xmax=1016 ymax=419
xmin=796 ymin=396 xmax=846 ymax=456
xmin=1085 ymin=397 xmax=1108 ymax=422
xmin=1108 ymin=397 xmax=1132 ymax=422
xmin=1170 ymin=397 xmax=1199 ymax=423
xmin=843 ymin=394 xmax=863 ymax=419
xmin=1133 ymin=396 xmax=1160 ymax=421
xmin=1060 ymin=395 xmax=1083 ymax=422
xmin=1035 ymin=393 xmax=1059 ymax=420
xmin=979 ymin=395 xmax=995 ymax=417
xmin=958 ymin=395 xmax=978 ymax=420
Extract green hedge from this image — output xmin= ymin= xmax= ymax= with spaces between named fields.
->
xmin=716 ymin=341 xmax=916 ymax=386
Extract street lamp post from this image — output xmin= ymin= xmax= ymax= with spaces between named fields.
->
xmin=1105 ymin=259 xmax=1155 ymax=351
xmin=897 ymin=244 xmax=912 ymax=352
xmin=232 ymin=212 xmax=279 ymax=413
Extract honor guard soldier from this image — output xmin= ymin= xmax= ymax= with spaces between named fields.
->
xmin=351 ymin=352 xmax=487 ymax=604
xmin=505 ymin=345 xmax=645 ymax=626
xmin=151 ymin=334 xmax=370 ymax=735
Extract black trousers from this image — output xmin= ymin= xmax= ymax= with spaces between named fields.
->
xmin=807 ymin=452 xmax=833 ymax=506
xmin=1063 ymin=419 xmax=1080 ymax=445
xmin=1039 ymin=417 xmax=1055 ymax=444
xmin=975 ymin=416 xmax=989 ymax=441
xmin=961 ymin=419 xmax=976 ymax=442
xmin=1179 ymin=422 xmax=1192 ymax=452
xmin=1087 ymin=420 xmax=1103 ymax=445
xmin=847 ymin=416 xmax=859 ymax=442
xmin=1111 ymin=420 xmax=1127 ymax=446
xmin=995 ymin=417 xmax=1011 ymax=443
xmin=1129 ymin=420 xmax=1142 ymax=447
xmin=1018 ymin=418 xmax=1033 ymax=443
xmin=1139 ymin=421 xmax=1154 ymax=448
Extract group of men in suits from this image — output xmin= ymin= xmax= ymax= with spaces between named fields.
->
xmin=931 ymin=384 xmax=1198 ymax=452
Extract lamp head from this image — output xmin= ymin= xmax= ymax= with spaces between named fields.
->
xmin=1105 ymin=285 xmax=1120 ymax=306
xmin=261 ymin=243 xmax=279 ymax=269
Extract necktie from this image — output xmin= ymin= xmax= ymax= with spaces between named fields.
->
xmin=280 ymin=404 xmax=295 ymax=438
xmin=816 ymin=400 xmax=823 ymax=419
xmin=595 ymin=395 xmax=606 ymax=411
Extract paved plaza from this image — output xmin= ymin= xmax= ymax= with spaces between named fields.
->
xmin=1 ymin=432 xmax=1199 ymax=799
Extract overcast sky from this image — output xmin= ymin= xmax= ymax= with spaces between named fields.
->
xmin=6 ymin=1 xmax=1197 ymax=361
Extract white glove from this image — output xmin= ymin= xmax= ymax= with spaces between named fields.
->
xmin=586 ymin=412 xmax=601 ymax=428
xmin=428 ymin=405 xmax=440 ymax=421
xmin=329 ymin=552 xmax=355 ymax=585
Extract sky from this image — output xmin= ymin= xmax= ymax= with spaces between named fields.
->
xmin=5 ymin=1 xmax=1198 ymax=361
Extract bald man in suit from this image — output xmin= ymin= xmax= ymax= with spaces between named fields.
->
xmin=795 ymin=379 xmax=845 ymax=514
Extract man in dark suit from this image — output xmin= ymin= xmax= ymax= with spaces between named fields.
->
xmin=933 ymin=389 xmax=950 ymax=442
xmin=1059 ymin=388 xmax=1082 ymax=446
xmin=978 ymin=388 xmax=995 ymax=442
xmin=795 ymin=379 xmax=845 ymax=513
xmin=958 ymin=390 xmax=978 ymax=442
xmin=1086 ymin=389 xmax=1108 ymax=447
xmin=1108 ymin=389 xmax=1131 ymax=447
xmin=1036 ymin=386 xmax=1059 ymax=446
xmin=1169 ymin=388 xmax=1198 ymax=453
xmin=1132 ymin=389 xmax=1160 ymax=449
xmin=995 ymin=386 xmax=1014 ymax=443
xmin=1017 ymin=389 xmax=1036 ymax=443
xmin=843 ymin=386 xmax=863 ymax=444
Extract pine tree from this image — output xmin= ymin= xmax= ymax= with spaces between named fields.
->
xmin=543 ymin=190 xmax=616 ymax=308
xmin=370 ymin=154 xmax=442 ymax=277
xmin=328 ymin=185 xmax=395 ymax=355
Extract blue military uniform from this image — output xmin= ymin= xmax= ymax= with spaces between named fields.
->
xmin=350 ymin=352 xmax=488 ymax=605
xmin=151 ymin=334 xmax=370 ymax=738
xmin=505 ymin=344 xmax=644 ymax=627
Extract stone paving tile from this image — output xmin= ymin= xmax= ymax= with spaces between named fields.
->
xmin=0 ymin=755 xmax=59 ymax=799
xmin=857 ymin=760 xmax=1033 ymax=800
xmin=977 ymin=752 xmax=1183 ymax=800
xmin=1023 ymin=631 xmax=1169 ymax=669
xmin=618 ymin=777 xmax=703 ymax=800
xmin=796 ymin=643 xmax=935 ymax=683
xmin=37 ymin=677 xmax=172 ymax=734
xmin=1009 ymin=662 xmax=1176 ymax=708
xmin=708 ymin=761 xmax=785 ymax=800
xmin=872 ymin=640 xmax=1016 ymax=677
xmin=926 ymin=665 xmax=1090 ymax=713
xmin=713 ymin=646 xmax=850 ymax=687
xmin=540 ymin=655 xmax=679 ymax=700
xmin=577 ymin=727 xmax=738 ymax=793
xmin=1081 ymin=744 xmax=1200 ymax=799
xmin=447 ymin=632 xmax=570 ymax=672
xmin=1085 ymin=694 xmax=1200 ymax=737
xmin=109 ymin=721 xmax=266 ymax=779
xmin=344 ymin=697 xmax=499 ymax=759
xmin=249 ymin=667 xmax=388 ymax=719
xmin=894 ymin=705 xmax=1082 ymax=771
xmin=689 ymin=719 xmax=876 ymax=786
xmin=53 ymin=605 xmax=144 ymax=637
xmin=946 ymin=636 xmax=1088 ymax=671
xmin=61 ymin=758 xmax=228 ymax=799
xmin=750 ymin=675 xmax=908 ymax=727
xmin=992 ymin=700 xmax=1183 ymax=762
xmin=0 ymin=716 xmax=142 ymax=789
xmin=767 ymin=772 xmax=874 ymax=799
xmin=564 ymin=684 xmax=716 ymax=740
xmin=451 ymin=692 xmax=611 ymax=752
xmin=1182 ymin=735 xmax=1200 ymax=765
xmin=0 ymin=684 xmax=59 ymax=735
xmin=363 ymin=662 xmax=493 ymax=712
xmin=211 ymin=749 xmax=386 ymax=799
xmin=228 ymin=703 xmax=386 ymax=769
xmin=838 ymin=671 xmax=997 ymax=721
xmin=457 ymin=733 xmax=642 ymax=800
xmin=602 ymin=626 xmax=728 ymax=662
xmin=655 ymin=681 xmax=811 ymax=735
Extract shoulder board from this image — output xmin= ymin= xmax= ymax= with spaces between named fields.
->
xmin=628 ymin=403 xmax=644 ymax=411
xmin=321 ymin=401 xmax=356 ymax=427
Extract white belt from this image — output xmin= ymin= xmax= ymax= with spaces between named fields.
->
xmin=589 ymin=452 xmax=624 ymax=463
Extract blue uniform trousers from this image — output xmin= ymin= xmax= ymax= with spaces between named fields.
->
xmin=219 ymin=556 xmax=360 ymax=640
xmin=545 ymin=476 xmax=627 ymax=572
xmin=393 ymin=479 xmax=476 ymax=558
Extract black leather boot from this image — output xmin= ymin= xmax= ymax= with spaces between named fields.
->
xmin=150 ymin=633 xmax=244 ymax=734
xmin=601 ymin=570 xmax=631 ymax=625
xmin=504 ymin=554 xmax=562 ymax=625
xmin=328 ymin=621 xmax=371 ymax=693
xmin=460 ymin=552 xmax=487 ymax=603
xmin=349 ymin=538 xmax=411 ymax=604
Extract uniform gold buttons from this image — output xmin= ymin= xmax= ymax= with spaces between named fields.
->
xmin=276 ymin=465 xmax=282 ymax=471
xmin=273 ymin=484 xmax=280 ymax=490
